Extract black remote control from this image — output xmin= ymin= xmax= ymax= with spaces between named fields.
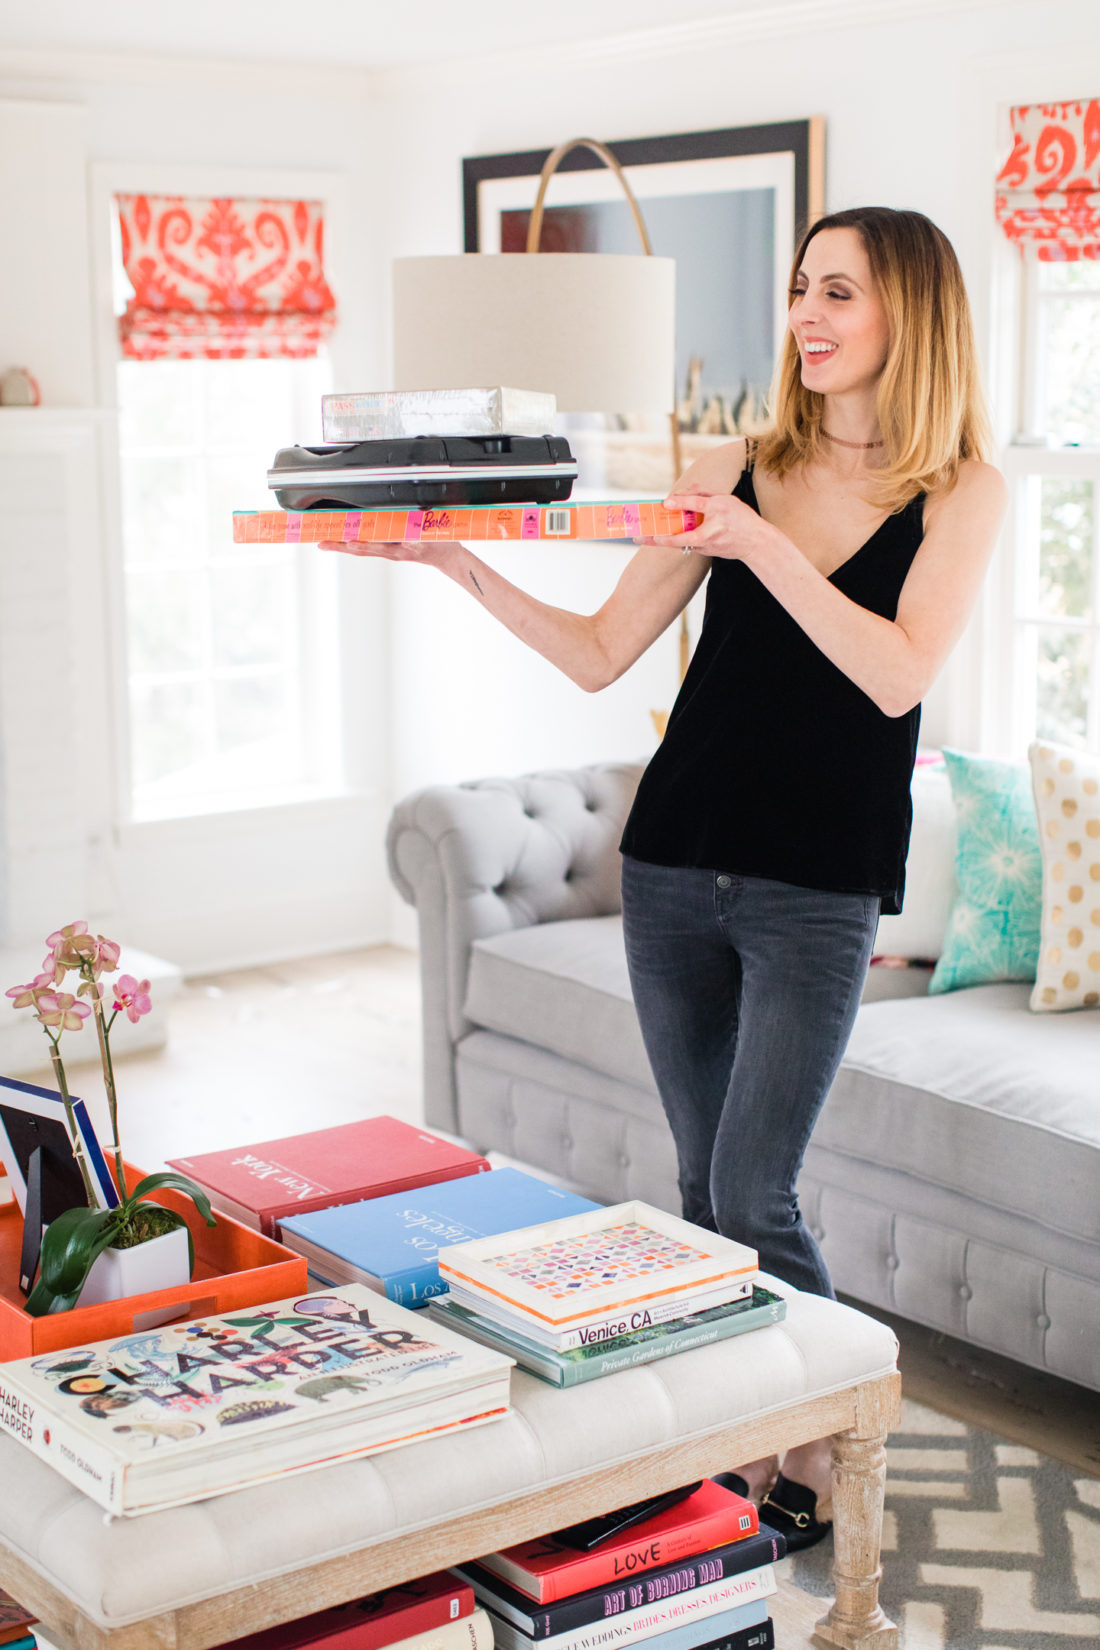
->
xmin=551 ymin=1481 xmax=703 ymax=1551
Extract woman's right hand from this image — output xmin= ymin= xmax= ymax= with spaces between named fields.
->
xmin=316 ymin=538 xmax=463 ymax=568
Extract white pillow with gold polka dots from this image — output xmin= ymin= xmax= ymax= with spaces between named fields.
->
xmin=1028 ymin=740 xmax=1100 ymax=1012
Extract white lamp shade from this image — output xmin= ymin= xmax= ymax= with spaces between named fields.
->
xmin=393 ymin=254 xmax=676 ymax=416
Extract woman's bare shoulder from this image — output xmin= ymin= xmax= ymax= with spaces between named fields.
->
xmin=673 ymin=437 xmax=749 ymax=495
xmin=925 ymin=459 xmax=1007 ymax=528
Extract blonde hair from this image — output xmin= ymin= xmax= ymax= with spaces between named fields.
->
xmin=754 ymin=207 xmax=993 ymax=511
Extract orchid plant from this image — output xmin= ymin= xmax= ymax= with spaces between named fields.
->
xmin=6 ymin=922 xmax=215 ymax=1316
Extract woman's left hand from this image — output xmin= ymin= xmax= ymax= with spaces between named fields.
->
xmin=636 ymin=491 xmax=782 ymax=563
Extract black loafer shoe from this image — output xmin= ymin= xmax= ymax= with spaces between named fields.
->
xmin=760 ymin=1471 xmax=833 ymax=1552
xmin=711 ymin=1472 xmax=751 ymax=1498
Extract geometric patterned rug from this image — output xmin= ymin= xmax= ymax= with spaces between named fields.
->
xmin=783 ymin=1397 xmax=1100 ymax=1649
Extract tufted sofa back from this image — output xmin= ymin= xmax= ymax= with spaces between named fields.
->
xmin=387 ymin=762 xmax=643 ymax=1132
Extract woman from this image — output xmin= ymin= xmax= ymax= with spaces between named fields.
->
xmin=322 ymin=206 xmax=1006 ymax=1547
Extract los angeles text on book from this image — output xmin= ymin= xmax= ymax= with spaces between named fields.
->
xmin=475 ymin=1479 xmax=759 ymax=1603
xmin=218 ymin=1572 xmax=475 ymax=1650
xmin=456 ymin=1525 xmax=784 ymax=1638
xmin=436 ymin=1202 xmax=758 ymax=1333
xmin=0 ymin=1284 xmax=512 ymax=1516
xmin=167 ymin=1116 xmax=489 ymax=1237
xmin=232 ymin=502 xmax=701 ymax=545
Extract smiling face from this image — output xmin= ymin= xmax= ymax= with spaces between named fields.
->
xmin=787 ymin=226 xmax=891 ymax=399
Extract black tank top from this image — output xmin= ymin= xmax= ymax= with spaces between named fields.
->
xmin=620 ymin=456 xmax=924 ymax=914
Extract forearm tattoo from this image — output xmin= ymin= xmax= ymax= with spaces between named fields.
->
xmin=468 ymin=568 xmax=484 ymax=597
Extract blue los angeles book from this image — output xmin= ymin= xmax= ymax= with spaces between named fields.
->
xmin=277 ymin=1168 xmax=600 ymax=1307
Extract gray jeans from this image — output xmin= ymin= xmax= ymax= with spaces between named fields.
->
xmin=621 ymin=855 xmax=880 ymax=1298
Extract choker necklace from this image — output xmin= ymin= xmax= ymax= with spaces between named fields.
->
xmin=822 ymin=429 xmax=884 ymax=450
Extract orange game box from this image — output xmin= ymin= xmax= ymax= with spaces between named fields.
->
xmin=0 ymin=1162 xmax=308 ymax=1361
xmin=232 ymin=499 xmax=701 ymax=545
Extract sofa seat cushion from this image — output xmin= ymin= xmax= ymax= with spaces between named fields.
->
xmin=464 ymin=915 xmax=654 ymax=1090
xmin=819 ymin=982 xmax=1100 ymax=1243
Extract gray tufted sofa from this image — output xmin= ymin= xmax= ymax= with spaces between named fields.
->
xmin=387 ymin=761 xmax=1100 ymax=1393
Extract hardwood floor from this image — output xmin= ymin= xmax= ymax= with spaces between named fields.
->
xmin=19 ymin=943 xmax=1097 ymax=1477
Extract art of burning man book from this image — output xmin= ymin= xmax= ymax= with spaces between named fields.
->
xmin=278 ymin=1168 xmax=599 ymax=1306
xmin=0 ymin=1284 xmax=512 ymax=1516
xmin=219 ymin=1573 xmax=476 ymax=1650
xmin=167 ymin=1115 xmax=489 ymax=1236
xmin=454 ymin=1523 xmax=785 ymax=1638
xmin=427 ymin=1286 xmax=786 ymax=1386
xmin=435 ymin=1202 xmax=757 ymax=1344
xmin=473 ymin=1479 xmax=759 ymax=1603
xmin=232 ymin=500 xmax=701 ymax=546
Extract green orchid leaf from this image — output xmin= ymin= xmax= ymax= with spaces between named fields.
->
xmin=127 ymin=1172 xmax=217 ymax=1227
xmin=25 ymin=1205 xmax=124 ymax=1316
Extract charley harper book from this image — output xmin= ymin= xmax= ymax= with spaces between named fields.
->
xmin=0 ymin=1284 xmax=512 ymax=1517
xmin=167 ymin=1116 xmax=489 ymax=1237
xmin=435 ymin=1203 xmax=757 ymax=1338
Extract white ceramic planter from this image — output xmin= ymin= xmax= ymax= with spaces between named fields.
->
xmin=77 ymin=1224 xmax=191 ymax=1312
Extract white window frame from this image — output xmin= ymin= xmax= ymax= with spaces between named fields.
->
xmin=89 ymin=162 xmax=354 ymax=827
xmin=986 ymin=238 xmax=1100 ymax=757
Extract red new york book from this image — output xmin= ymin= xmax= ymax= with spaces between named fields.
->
xmin=168 ymin=1116 xmax=490 ymax=1237
xmin=220 ymin=1571 xmax=475 ymax=1650
xmin=476 ymin=1479 xmax=759 ymax=1603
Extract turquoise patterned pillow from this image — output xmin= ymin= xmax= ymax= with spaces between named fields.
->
xmin=928 ymin=749 xmax=1043 ymax=994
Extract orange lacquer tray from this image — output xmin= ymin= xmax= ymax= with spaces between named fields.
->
xmin=0 ymin=1161 xmax=307 ymax=1361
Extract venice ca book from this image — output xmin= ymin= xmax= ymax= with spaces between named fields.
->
xmin=435 ymin=1202 xmax=758 ymax=1340
xmin=166 ymin=1115 xmax=489 ymax=1237
xmin=0 ymin=1284 xmax=512 ymax=1517
xmin=232 ymin=501 xmax=701 ymax=546
xmin=426 ymin=1286 xmax=786 ymax=1387
xmin=277 ymin=1168 xmax=600 ymax=1306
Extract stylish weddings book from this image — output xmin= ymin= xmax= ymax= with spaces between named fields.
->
xmin=278 ymin=1168 xmax=599 ymax=1306
xmin=219 ymin=1573 xmax=476 ymax=1650
xmin=167 ymin=1116 xmax=489 ymax=1237
xmin=427 ymin=1286 xmax=786 ymax=1386
xmin=232 ymin=501 xmax=700 ymax=546
xmin=474 ymin=1479 xmax=759 ymax=1603
xmin=435 ymin=1203 xmax=758 ymax=1338
xmin=0 ymin=1284 xmax=512 ymax=1516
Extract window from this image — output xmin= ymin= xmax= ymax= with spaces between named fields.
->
xmin=1000 ymin=251 xmax=1100 ymax=755
xmin=993 ymin=99 xmax=1100 ymax=756
xmin=110 ymin=194 xmax=342 ymax=819
xmin=116 ymin=354 xmax=338 ymax=819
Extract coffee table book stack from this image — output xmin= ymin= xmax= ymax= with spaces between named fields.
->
xmin=458 ymin=1478 xmax=782 ymax=1650
xmin=0 ymin=1282 xmax=512 ymax=1517
xmin=430 ymin=1202 xmax=769 ymax=1386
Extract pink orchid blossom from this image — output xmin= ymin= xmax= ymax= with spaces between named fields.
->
xmin=112 ymin=975 xmax=152 ymax=1024
xmin=35 ymin=991 xmax=91 ymax=1032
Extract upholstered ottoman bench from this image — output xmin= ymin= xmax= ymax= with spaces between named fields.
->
xmin=0 ymin=1286 xmax=900 ymax=1650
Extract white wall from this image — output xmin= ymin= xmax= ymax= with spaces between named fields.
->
xmin=1 ymin=4 xmax=1099 ymax=968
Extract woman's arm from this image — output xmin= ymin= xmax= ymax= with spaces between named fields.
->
xmin=656 ymin=459 xmax=1007 ymax=717
xmin=318 ymin=440 xmax=745 ymax=691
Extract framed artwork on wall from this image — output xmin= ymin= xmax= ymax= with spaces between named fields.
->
xmin=462 ymin=120 xmax=825 ymax=491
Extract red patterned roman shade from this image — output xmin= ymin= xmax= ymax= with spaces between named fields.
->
xmin=995 ymin=99 xmax=1100 ymax=261
xmin=115 ymin=195 xmax=337 ymax=360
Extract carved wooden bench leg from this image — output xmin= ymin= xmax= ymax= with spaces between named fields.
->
xmin=812 ymin=1373 xmax=900 ymax=1650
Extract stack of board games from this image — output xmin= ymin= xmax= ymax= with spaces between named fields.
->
xmin=215 ymin=1569 xmax=490 ymax=1650
xmin=428 ymin=1202 xmax=770 ymax=1387
xmin=454 ymin=1478 xmax=783 ymax=1650
xmin=277 ymin=1167 xmax=600 ymax=1307
xmin=0 ymin=1284 xmax=512 ymax=1517
xmin=166 ymin=1115 xmax=490 ymax=1238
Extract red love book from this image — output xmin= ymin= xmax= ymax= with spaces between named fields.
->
xmin=475 ymin=1479 xmax=759 ymax=1603
xmin=168 ymin=1116 xmax=489 ymax=1237
xmin=218 ymin=1571 xmax=474 ymax=1650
